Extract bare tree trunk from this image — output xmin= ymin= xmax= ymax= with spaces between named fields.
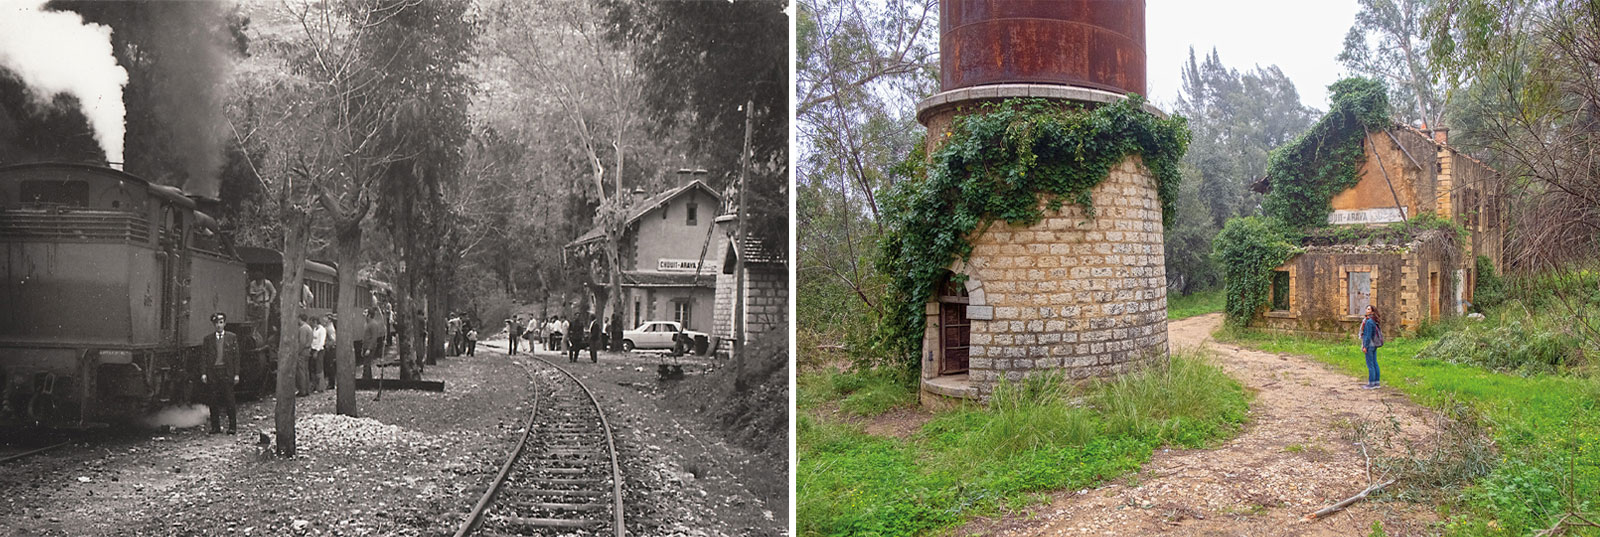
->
xmin=333 ymin=221 xmax=362 ymax=416
xmin=427 ymin=276 xmax=446 ymax=365
xmin=274 ymin=212 xmax=312 ymax=458
xmin=396 ymin=283 xmax=415 ymax=381
xmin=606 ymin=235 xmax=624 ymax=350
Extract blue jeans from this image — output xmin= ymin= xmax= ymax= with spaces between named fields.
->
xmin=1364 ymin=347 xmax=1380 ymax=385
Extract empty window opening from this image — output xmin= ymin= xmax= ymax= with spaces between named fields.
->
xmin=1270 ymin=271 xmax=1291 ymax=311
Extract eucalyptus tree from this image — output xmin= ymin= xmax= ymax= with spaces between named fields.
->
xmin=1339 ymin=0 xmax=1449 ymax=128
xmin=1165 ymin=48 xmax=1316 ymax=294
xmin=223 ymin=0 xmax=474 ymax=451
xmin=795 ymin=0 xmax=936 ymax=353
xmin=484 ymin=0 xmax=649 ymax=342
xmin=1426 ymin=0 xmax=1600 ymax=361
xmin=363 ymin=0 xmax=477 ymax=377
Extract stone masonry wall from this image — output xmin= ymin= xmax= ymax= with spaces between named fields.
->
xmin=743 ymin=266 xmax=787 ymax=338
xmin=713 ymin=232 xmax=735 ymax=341
xmin=939 ymin=156 xmax=1169 ymax=395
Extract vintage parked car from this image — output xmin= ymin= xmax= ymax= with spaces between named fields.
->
xmin=620 ymin=321 xmax=707 ymax=353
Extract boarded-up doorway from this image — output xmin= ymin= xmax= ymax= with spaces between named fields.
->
xmin=1430 ymin=271 xmax=1441 ymax=319
xmin=1348 ymin=271 xmax=1372 ymax=315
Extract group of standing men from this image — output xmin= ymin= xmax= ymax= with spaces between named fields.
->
xmin=503 ymin=313 xmax=605 ymax=363
xmin=447 ymin=313 xmax=479 ymax=357
xmin=289 ymin=306 xmax=392 ymax=396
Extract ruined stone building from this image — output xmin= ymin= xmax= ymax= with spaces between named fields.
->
xmin=1250 ymin=126 xmax=1505 ymax=335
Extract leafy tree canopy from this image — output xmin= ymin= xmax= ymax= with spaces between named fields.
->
xmin=600 ymin=0 xmax=788 ymax=250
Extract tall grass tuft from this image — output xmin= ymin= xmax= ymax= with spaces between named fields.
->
xmin=953 ymin=372 xmax=1098 ymax=458
xmin=1093 ymin=349 xmax=1250 ymax=447
xmin=798 ymin=367 xmax=917 ymax=416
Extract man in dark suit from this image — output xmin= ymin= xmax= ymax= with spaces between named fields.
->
xmin=200 ymin=312 xmax=241 ymax=434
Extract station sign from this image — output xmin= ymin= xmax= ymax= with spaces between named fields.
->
xmin=657 ymin=258 xmax=704 ymax=272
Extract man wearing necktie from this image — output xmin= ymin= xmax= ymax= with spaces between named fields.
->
xmin=200 ymin=312 xmax=241 ymax=434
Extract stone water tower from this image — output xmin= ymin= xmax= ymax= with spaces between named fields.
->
xmin=917 ymin=0 xmax=1170 ymax=406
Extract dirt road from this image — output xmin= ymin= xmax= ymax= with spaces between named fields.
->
xmin=964 ymin=313 xmax=1442 ymax=537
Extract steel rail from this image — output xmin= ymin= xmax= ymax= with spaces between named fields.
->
xmin=0 ymin=440 xmax=70 ymax=465
xmin=533 ymin=355 xmax=626 ymax=537
xmin=452 ymin=357 xmax=542 ymax=537
xmin=453 ymin=354 xmax=625 ymax=537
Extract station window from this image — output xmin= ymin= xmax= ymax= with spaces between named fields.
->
xmin=686 ymin=201 xmax=698 ymax=226
xmin=673 ymin=300 xmax=692 ymax=328
xmin=1347 ymin=271 xmax=1372 ymax=316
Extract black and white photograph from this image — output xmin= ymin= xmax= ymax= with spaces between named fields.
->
xmin=0 ymin=0 xmax=790 ymax=535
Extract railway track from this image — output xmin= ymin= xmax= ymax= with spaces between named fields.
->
xmin=0 ymin=434 xmax=71 ymax=465
xmin=455 ymin=354 xmax=625 ymax=537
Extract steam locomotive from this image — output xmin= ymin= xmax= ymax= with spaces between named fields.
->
xmin=0 ymin=162 xmax=378 ymax=426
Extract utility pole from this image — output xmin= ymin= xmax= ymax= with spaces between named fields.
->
xmin=733 ymin=99 xmax=753 ymax=360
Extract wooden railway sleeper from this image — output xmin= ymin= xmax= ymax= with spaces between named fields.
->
xmin=506 ymin=488 xmax=604 ymax=497
xmin=509 ymin=501 xmax=607 ymax=512
xmin=504 ymin=516 xmax=599 ymax=529
xmin=527 ymin=477 xmax=604 ymax=486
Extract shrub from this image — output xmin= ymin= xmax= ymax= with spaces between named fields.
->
xmin=1212 ymin=216 xmax=1298 ymax=326
xmin=1473 ymin=255 xmax=1505 ymax=311
xmin=1418 ymin=302 xmax=1585 ymax=374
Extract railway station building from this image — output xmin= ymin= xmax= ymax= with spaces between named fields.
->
xmin=568 ymin=180 xmax=721 ymax=334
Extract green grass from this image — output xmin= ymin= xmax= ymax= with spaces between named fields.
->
xmin=1216 ymin=328 xmax=1600 ymax=536
xmin=798 ymin=367 xmax=918 ymax=417
xmin=798 ymin=352 xmax=1249 ymax=536
xmin=1167 ymin=289 xmax=1225 ymax=320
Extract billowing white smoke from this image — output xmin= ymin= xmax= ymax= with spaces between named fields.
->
xmin=141 ymin=404 xmax=211 ymax=430
xmin=0 ymin=0 xmax=127 ymax=164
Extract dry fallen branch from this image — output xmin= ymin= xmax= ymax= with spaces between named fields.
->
xmin=1302 ymin=479 xmax=1395 ymax=522
xmin=1535 ymin=511 xmax=1600 ymax=537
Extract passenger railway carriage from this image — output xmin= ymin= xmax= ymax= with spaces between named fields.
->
xmin=0 ymin=162 xmax=382 ymax=426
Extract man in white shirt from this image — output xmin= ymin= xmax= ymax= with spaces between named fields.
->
xmin=310 ymin=316 xmax=327 ymax=393
xmin=525 ymin=317 xmax=541 ymax=352
xmin=557 ymin=317 xmax=570 ymax=352
xmin=323 ymin=314 xmax=338 ymax=390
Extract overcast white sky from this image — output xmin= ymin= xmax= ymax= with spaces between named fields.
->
xmin=1145 ymin=0 xmax=1361 ymax=112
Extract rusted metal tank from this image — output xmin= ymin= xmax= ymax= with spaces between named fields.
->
xmin=940 ymin=0 xmax=1146 ymax=95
